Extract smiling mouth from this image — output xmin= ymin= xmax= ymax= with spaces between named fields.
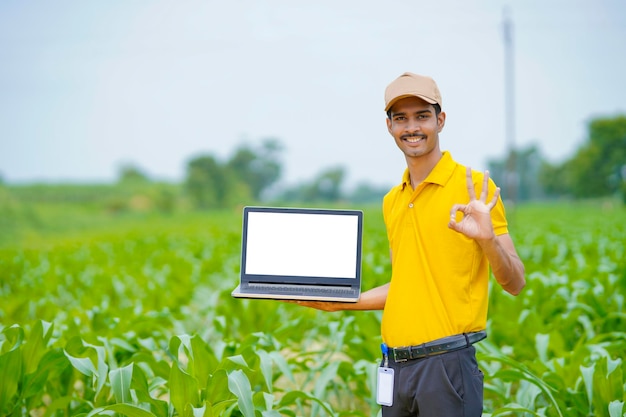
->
xmin=403 ymin=135 xmax=426 ymax=143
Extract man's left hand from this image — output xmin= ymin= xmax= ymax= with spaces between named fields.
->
xmin=448 ymin=166 xmax=499 ymax=241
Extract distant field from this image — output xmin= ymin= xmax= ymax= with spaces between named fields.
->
xmin=1 ymin=195 xmax=625 ymax=416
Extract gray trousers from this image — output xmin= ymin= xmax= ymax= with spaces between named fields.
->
xmin=381 ymin=345 xmax=483 ymax=417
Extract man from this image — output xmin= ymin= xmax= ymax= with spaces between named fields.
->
xmin=295 ymin=72 xmax=525 ymax=416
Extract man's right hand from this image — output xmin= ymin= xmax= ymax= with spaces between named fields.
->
xmin=283 ymin=300 xmax=346 ymax=312
xmin=284 ymin=283 xmax=390 ymax=312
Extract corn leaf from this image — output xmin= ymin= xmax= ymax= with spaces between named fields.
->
xmin=227 ymin=369 xmax=255 ymax=417
xmin=170 ymin=361 xmax=200 ymax=414
xmin=256 ymin=349 xmax=273 ymax=393
xmin=0 ymin=347 xmax=22 ymax=415
xmin=190 ymin=334 xmax=217 ymax=390
xmin=22 ymin=320 xmax=53 ymax=374
xmin=110 ymin=363 xmax=134 ymax=404
xmin=87 ymin=404 xmax=157 ymax=417
xmin=608 ymin=400 xmax=624 ymax=417
xmin=207 ymin=369 xmax=232 ymax=404
xmin=279 ymin=390 xmax=335 ymax=416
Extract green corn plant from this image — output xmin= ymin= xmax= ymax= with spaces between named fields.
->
xmin=1 ymin=202 xmax=625 ymax=416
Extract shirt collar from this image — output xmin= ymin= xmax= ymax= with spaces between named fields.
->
xmin=401 ymin=151 xmax=456 ymax=190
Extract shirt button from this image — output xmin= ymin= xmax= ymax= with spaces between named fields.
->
xmin=408 ymin=203 xmax=414 ymax=208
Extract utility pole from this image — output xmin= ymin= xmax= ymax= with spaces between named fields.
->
xmin=503 ymin=6 xmax=517 ymax=204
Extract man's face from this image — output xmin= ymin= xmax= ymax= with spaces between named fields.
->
xmin=386 ymin=96 xmax=446 ymax=160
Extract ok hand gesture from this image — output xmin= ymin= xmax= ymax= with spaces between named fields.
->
xmin=448 ymin=167 xmax=500 ymax=242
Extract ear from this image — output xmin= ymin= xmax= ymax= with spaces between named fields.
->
xmin=437 ymin=111 xmax=446 ymax=132
xmin=386 ymin=117 xmax=393 ymax=134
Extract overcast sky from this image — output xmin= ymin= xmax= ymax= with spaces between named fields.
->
xmin=1 ymin=0 xmax=625 ymax=190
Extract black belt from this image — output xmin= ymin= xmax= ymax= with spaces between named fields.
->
xmin=389 ymin=331 xmax=487 ymax=362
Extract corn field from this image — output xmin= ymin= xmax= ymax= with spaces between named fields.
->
xmin=1 ymin=202 xmax=625 ymax=416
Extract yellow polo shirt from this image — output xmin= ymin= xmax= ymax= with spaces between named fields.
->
xmin=381 ymin=151 xmax=508 ymax=347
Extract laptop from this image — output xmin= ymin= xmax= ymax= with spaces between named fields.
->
xmin=231 ymin=206 xmax=363 ymax=302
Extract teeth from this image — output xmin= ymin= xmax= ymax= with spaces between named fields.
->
xmin=405 ymin=137 xmax=424 ymax=143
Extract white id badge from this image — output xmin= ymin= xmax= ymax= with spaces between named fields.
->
xmin=376 ymin=366 xmax=394 ymax=406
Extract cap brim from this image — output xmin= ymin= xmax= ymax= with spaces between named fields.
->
xmin=385 ymin=94 xmax=438 ymax=112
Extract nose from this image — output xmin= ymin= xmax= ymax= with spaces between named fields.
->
xmin=405 ymin=119 xmax=422 ymax=134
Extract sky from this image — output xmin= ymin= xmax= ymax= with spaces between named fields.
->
xmin=1 ymin=0 xmax=625 ymax=190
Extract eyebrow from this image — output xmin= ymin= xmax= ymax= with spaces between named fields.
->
xmin=392 ymin=109 xmax=433 ymax=117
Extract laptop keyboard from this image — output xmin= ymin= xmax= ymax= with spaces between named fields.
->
xmin=247 ymin=283 xmax=356 ymax=296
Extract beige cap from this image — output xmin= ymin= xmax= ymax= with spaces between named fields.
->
xmin=384 ymin=72 xmax=442 ymax=112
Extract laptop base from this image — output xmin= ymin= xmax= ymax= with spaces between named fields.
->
xmin=231 ymin=285 xmax=360 ymax=303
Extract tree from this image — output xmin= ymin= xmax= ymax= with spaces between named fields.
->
xmin=227 ymin=139 xmax=283 ymax=200
xmin=281 ymin=166 xmax=346 ymax=203
xmin=183 ymin=139 xmax=285 ymax=210
xmin=538 ymin=160 xmax=571 ymax=197
xmin=533 ymin=114 xmax=626 ymax=200
xmin=117 ymin=163 xmax=150 ymax=184
xmin=348 ymin=182 xmax=389 ymax=204
xmin=567 ymin=115 xmax=626 ymax=198
xmin=310 ymin=167 xmax=346 ymax=202
xmin=488 ymin=144 xmax=546 ymax=202
xmin=185 ymin=155 xmax=237 ymax=209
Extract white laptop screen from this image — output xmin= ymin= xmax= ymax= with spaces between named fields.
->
xmin=242 ymin=208 xmax=362 ymax=282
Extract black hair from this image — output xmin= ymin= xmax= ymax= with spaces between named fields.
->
xmin=387 ymin=102 xmax=442 ymax=119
